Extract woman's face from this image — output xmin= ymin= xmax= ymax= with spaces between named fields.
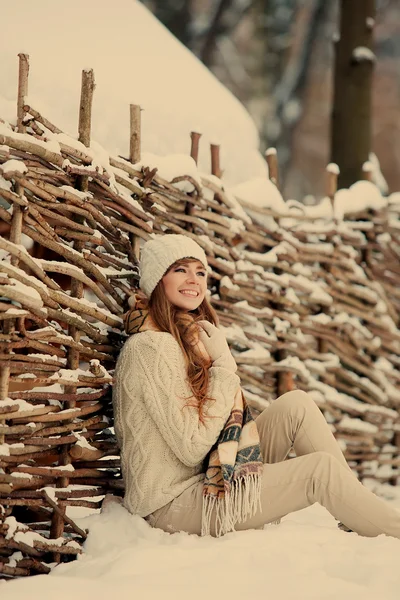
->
xmin=162 ymin=260 xmax=207 ymax=311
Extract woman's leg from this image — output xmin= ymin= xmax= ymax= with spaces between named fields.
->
xmin=235 ymin=451 xmax=400 ymax=539
xmin=152 ymin=390 xmax=400 ymax=538
xmin=152 ymin=452 xmax=400 ymax=539
xmin=255 ymin=389 xmax=352 ymax=472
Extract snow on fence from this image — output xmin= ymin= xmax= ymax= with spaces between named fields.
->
xmin=1 ymin=54 xmax=400 ymax=578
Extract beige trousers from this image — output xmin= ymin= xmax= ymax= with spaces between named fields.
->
xmin=148 ymin=390 xmax=400 ymax=539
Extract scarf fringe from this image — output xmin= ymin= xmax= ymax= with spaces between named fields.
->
xmin=201 ymin=472 xmax=262 ymax=537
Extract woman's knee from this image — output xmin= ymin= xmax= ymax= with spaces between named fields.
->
xmin=257 ymin=389 xmax=317 ymax=431
xmin=273 ymin=389 xmax=314 ymax=414
xmin=307 ymin=451 xmax=342 ymax=478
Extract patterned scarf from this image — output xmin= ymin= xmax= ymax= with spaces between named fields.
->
xmin=124 ymin=294 xmax=263 ymax=536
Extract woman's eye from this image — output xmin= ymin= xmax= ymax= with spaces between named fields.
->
xmin=175 ymin=268 xmax=205 ymax=276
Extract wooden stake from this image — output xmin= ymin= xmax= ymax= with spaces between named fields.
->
xmin=325 ymin=163 xmax=339 ymax=203
xmin=43 ymin=490 xmax=87 ymax=540
xmin=50 ymin=68 xmax=96 ymax=556
xmin=131 ymin=235 xmax=141 ymax=261
xmin=190 ymin=131 xmax=202 ymax=165
xmin=265 ymin=148 xmax=279 ymax=187
xmin=0 ymin=329 xmax=11 ymax=443
xmin=1 ymin=55 xmax=29 ymax=442
xmin=129 ymin=104 xmax=141 ymax=164
xmin=128 ymin=105 xmax=142 ymax=259
xmin=277 ymin=371 xmax=294 ymax=397
xmin=78 ymin=69 xmax=95 ymax=148
xmin=362 ymin=161 xmax=374 ymax=182
xmin=17 ymin=53 xmax=29 ymax=133
xmin=210 ymin=143 xmax=222 ymax=178
xmin=264 ymin=147 xmax=293 ymax=396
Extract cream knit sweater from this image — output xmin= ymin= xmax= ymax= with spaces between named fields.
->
xmin=113 ymin=330 xmax=241 ymax=518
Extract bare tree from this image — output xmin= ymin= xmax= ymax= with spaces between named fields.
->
xmin=331 ymin=0 xmax=376 ymax=188
xmin=141 ymin=0 xmax=193 ymax=47
xmin=199 ymin=0 xmax=255 ymax=66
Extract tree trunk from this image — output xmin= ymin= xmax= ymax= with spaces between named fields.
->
xmin=146 ymin=0 xmax=193 ymax=48
xmin=331 ymin=0 xmax=375 ymax=189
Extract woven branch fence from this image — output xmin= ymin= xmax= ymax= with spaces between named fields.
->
xmin=1 ymin=54 xmax=400 ymax=578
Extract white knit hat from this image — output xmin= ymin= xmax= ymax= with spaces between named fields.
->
xmin=139 ymin=234 xmax=208 ymax=298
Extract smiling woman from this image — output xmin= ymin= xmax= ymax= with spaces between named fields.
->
xmin=112 ymin=233 xmax=400 ymax=540
xmin=162 ymin=259 xmax=207 ymax=310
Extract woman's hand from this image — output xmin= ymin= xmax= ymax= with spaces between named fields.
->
xmin=197 ymin=321 xmax=237 ymax=372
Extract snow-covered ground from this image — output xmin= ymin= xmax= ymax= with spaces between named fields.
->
xmin=3 ymin=487 xmax=400 ymax=600
xmin=0 ymin=0 xmax=267 ymax=187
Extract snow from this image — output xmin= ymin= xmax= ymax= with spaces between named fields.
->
xmin=0 ymin=174 xmax=12 ymax=193
xmin=0 ymin=159 xmax=28 ymax=174
xmin=0 ymin=444 xmax=10 ymax=456
xmin=334 ymin=181 xmax=387 ymax=220
xmin=366 ymin=17 xmax=375 ymax=29
xmin=0 ymin=397 xmax=41 ymax=412
xmin=0 ymin=121 xmax=61 ymax=154
xmin=232 ymin=177 xmax=287 ymax=212
xmin=352 ymin=46 xmax=376 ymax=62
xmin=134 ymin=152 xmax=202 ymax=193
xmin=367 ymin=152 xmax=389 ymax=194
xmin=1 ymin=278 xmax=43 ymax=308
xmin=0 ymin=0 xmax=267 ymax=187
xmin=42 ymin=486 xmax=57 ymax=502
xmin=4 ymin=500 xmax=400 ymax=600
xmin=338 ymin=417 xmax=378 ymax=434
xmin=326 ymin=162 xmax=340 ymax=175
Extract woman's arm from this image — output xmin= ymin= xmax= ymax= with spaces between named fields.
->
xmin=122 ymin=332 xmax=240 ymax=467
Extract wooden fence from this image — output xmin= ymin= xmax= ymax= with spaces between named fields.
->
xmin=0 ymin=54 xmax=399 ymax=578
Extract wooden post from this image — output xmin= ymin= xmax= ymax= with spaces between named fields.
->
xmin=1 ymin=54 xmax=30 ymax=441
xmin=129 ymin=104 xmax=142 ymax=258
xmin=265 ymin=148 xmax=279 ymax=188
xmin=326 ymin=163 xmax=339 ymax=205
xmin=13 ymin=54 xmax=29 ymax=265
xmin=78 ymin=69 xmax=95 ymax=148
xmin=51 ymin=68 xmax=96 ymax=554
xmin=78 ymin=69 xmax=95 ymax=193
xmin=318 ymin=163 xmax=338 ymax=388
xmin=0 ymin=327 xmax=10 ymax=443
xmin=129 ymin=104 xmax=141 ymax=164
xmin=130 ymin=236 xmax=140 ymax=260
xmin=17 ymin=53 xmax=29 ymax=133
xmin=264 ymin=148 xmax=293 ymax=396
xmin=362 ymin=160 xmax=374 ymax=181
xmin=210 ymin=143 xmax=222 ymax=178
xmin=190 ymin=131 xmax=201 ymax=165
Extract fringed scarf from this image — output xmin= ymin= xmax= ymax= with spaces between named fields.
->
xmin=124 ymin=294 xmax=263 ymax=537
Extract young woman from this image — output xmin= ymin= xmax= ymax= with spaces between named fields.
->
xmin=113 ymin=233 xmax=400 ymax=539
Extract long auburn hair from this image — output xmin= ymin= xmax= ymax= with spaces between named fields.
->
xmin=148 ymin=258 xmax=219 ymax=421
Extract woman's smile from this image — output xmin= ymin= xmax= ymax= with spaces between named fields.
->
xmin=179 ymin=289 xmax=199 ymax=297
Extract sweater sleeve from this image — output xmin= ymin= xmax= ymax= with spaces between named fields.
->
xmin=123 ymin=332 xmax=240 ymax=468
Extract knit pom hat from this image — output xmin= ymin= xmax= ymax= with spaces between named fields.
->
xmin=139 ymin=234 xmax=208 ymax=298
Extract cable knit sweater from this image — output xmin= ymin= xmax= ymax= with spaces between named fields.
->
xmin=113 ymin=330 xmax=241 ymax=518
